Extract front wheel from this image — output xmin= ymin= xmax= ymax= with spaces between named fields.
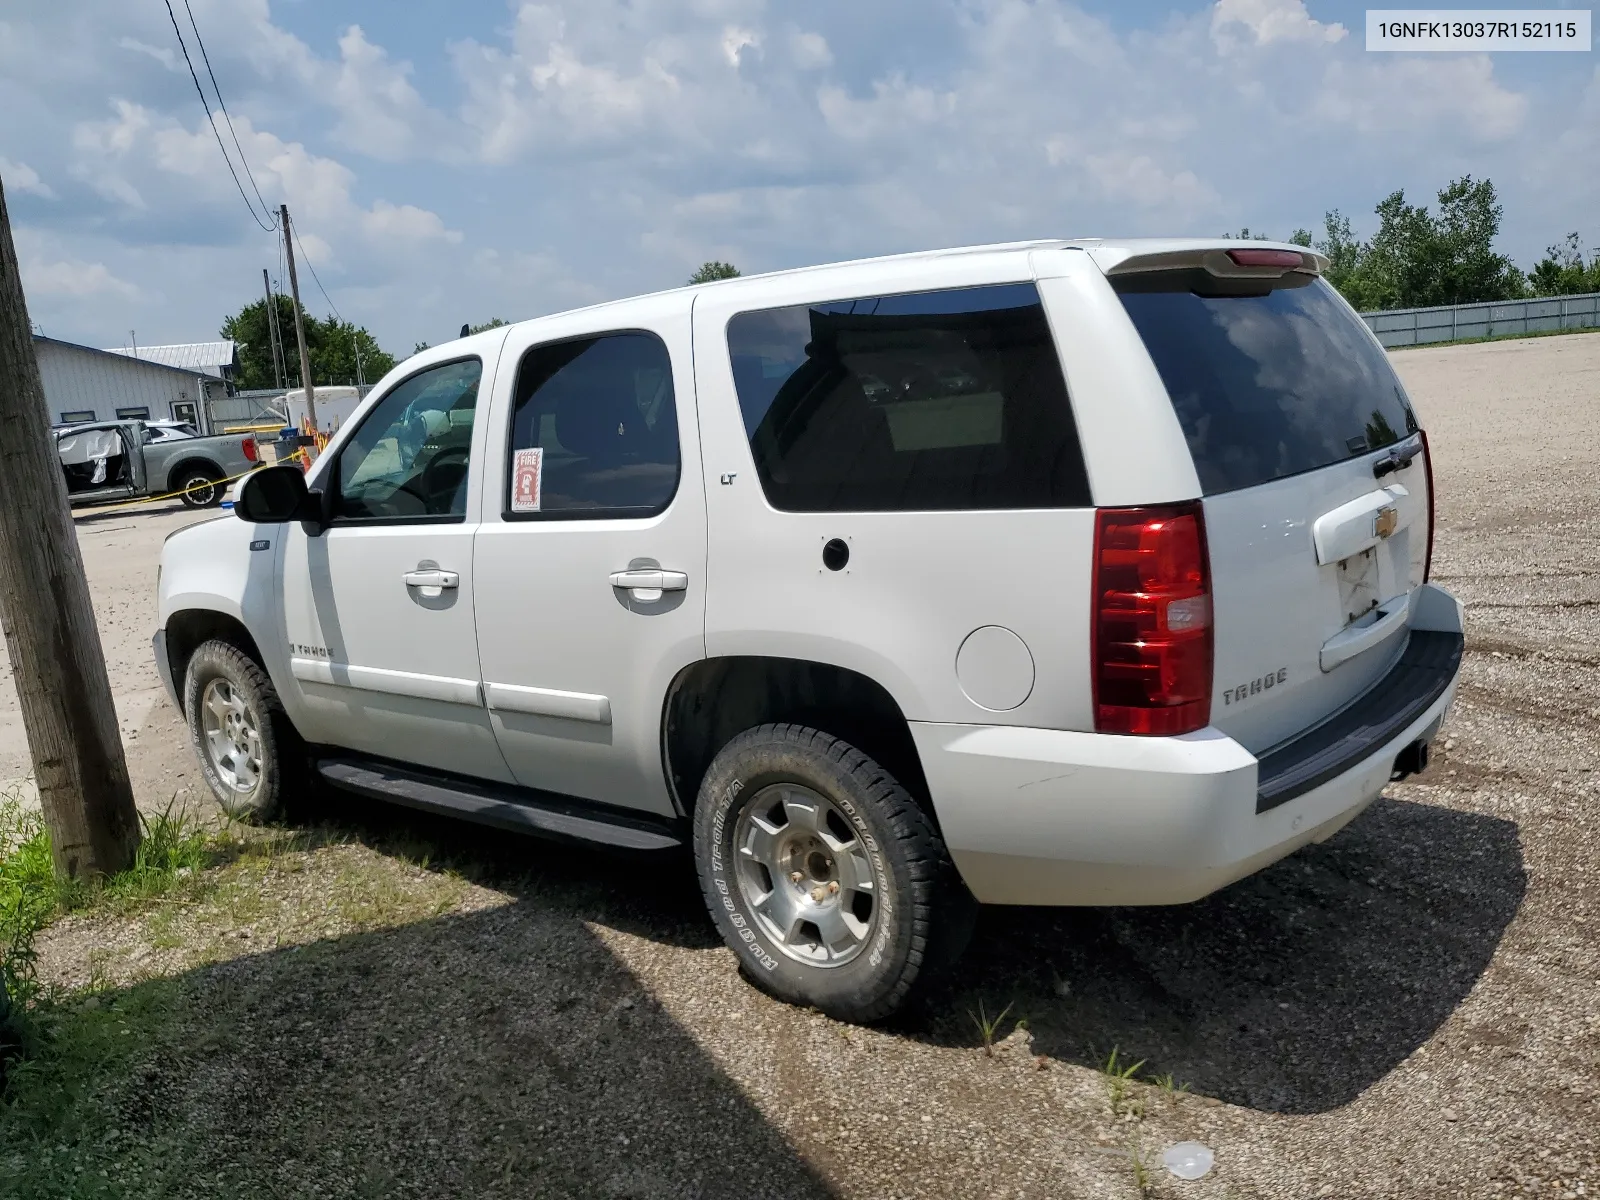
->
xmin=175 ymin=468 xmax=224 ymax=508
xmin=693 ymin=723 xmax=975 ymax=1023
xmin=182 ymin=640 xmax=302 ymax=820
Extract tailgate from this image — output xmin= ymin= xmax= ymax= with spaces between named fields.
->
xmin=1203 ymin=450 xmax=1428 ymax=752
xmin=1113 ymin=262 xmax=1431 ymax=754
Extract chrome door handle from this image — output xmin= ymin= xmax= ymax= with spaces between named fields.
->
xmin=403 ymin=569 xmax=459 ymax=589
xmin=608 ymin=569 xmax=688 ymax=592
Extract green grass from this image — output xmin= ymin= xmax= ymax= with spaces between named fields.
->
xmin=2 ymin=791 xmax=225 ymax=1067
xmin=1388 ymin=323 xmax=1600 ymax=352
xmin=1101 ymin=1047 xmax=1147 ymax=1119
xmin=970 ymin=999 xmax=1015 ymax=1057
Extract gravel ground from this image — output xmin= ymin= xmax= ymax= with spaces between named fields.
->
xmin=15 ymin=332 xmax=1600 ymax=1198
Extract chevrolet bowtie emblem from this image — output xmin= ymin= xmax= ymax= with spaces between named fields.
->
xmin=1374 ymin=506 xmax=1398 ymax=538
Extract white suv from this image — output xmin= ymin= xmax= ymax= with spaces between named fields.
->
xmin=154 ymin=239 xmax=1463 ymax=1021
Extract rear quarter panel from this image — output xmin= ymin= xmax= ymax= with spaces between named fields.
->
xmin=693 ymin=251 xmax=1200 ymax=732
xmin=146 ymin=434 xmax=254 ymax=492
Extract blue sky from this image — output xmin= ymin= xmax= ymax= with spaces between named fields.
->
xmin=2 ymin=0 xmax=1595 ymax=360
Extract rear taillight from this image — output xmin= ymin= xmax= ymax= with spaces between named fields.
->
xmin=242 ymin=438 xmax=258 ymax=463
xmin=1092 ymin=503 xmax=1214 ymax=736
xmin=1419 ymin=429 xmax=1435 ymax=583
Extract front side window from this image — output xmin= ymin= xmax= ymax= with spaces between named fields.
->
xmin=726 ymin=283 xmax=1091 ymax=512
xmin=505 ymin=332 xmax=679 ymax=519
xmin=333 ymin=358 xmax=481 ymax=521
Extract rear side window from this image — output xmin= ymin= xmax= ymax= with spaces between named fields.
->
xmin=1115 ymin=274 xmax=1419 ymax=495
xmin=506 ymin=332 xmax=679 ymax=519
xmin=726 ymin=283 xmax=1091 ymax=512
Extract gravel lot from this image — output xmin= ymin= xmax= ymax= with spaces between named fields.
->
xmin=12 ymin=332 xmax=1600 ymax=1198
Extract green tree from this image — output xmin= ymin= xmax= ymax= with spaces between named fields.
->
xmin=1528 ymin=233 xmax=1600 ymax=296
xmin=1288 ymin=229 xmax=1314 ymax=248
xmin=221 ymin=299 xmax=396 ymax=390
xmin=1313 ymin=177 xmax=1525 ymax=311
xmin=317 ymin=317 xmax=395 ymax=387
xmin=1224 ymin=228 xmax=1271 ymax=241
xmin=469 ymin=318 xmax=510 ymax=333
xmin=1315 ymin=210 xmax=1384 ymax=309
xmin=688 ymin=261 xmax=741 ymax=285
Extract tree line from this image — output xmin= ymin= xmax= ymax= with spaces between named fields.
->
xmin=221 ymin=295 xmax=396 ymax=392
xmin=1248 ymin=175 xmax=1598 ymax=311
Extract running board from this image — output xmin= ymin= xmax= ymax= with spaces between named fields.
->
xmin=314 ymin=757 xmax=684 ymax=854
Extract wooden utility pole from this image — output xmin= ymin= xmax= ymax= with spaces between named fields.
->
xmin=262 ymin=267 xmax=284 ymax=391
xmin=279 ymin=203 xmax=317 ymax=438
xmin=0 ymin=175 xmax=140 ymax=879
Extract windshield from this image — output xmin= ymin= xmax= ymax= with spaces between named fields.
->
xmin=1115 ymin=274 xmax=1419 ymax=495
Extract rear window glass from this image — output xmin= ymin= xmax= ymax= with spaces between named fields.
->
xmin=1116 ymin=275 xmax=1419 ymax=495
xmin=726 ymin=283 xmax=1091 ymax=512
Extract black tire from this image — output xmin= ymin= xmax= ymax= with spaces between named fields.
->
xmin=182 ymin=639 xmax=304 ymax=820
xmin=693 ymin=723 xmax=976 ymax=1023
xmin=175 ymin=467 xmax=224 ymax=508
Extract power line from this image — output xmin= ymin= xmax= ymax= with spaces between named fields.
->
xmin=180 ymin=0 xmax=276 ymax=228
xmin=291 ymin=223 xmax=342 ymax=324
xmin=162 ymin=0 xmax=275 ymax=232
xmin=289 ymin=220 xmax=367 ymax=385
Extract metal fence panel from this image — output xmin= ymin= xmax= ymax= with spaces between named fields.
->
xmin=1362 ymin=291 xmax=1600 ymax=348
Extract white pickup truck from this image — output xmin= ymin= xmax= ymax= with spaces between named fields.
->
xmin=155 ymin=239 xmax=1463 ymax=1022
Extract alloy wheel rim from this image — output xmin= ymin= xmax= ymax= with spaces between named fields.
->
xmin=732 ymin=783 xmax=879 ymax=968
xmin=199 ymin=678 xmax=262 ymax=796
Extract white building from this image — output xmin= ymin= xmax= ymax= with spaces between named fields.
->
xmin=34 ymin=336 xmax=231 ymax=432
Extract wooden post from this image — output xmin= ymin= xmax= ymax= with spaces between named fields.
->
xmin=280 ymin=204 xmax=317 ymax=445
xmin=0 ymin=173 xmax=141 ymax=879
xmin=262 ymin=268 xmax=284 ymax=391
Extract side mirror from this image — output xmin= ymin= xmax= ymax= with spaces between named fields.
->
xmin=235 ymin=465 xmax=317 ymax=526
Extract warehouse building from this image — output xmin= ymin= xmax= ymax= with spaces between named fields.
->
xmin=33 ymin=336 xmax=235 ymax=432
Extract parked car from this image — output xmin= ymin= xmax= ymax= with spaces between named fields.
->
xmin=57 ymin=420 xmax=261 ymax=508
xmin=154 ymin=239 xmax=1464 ymax=1022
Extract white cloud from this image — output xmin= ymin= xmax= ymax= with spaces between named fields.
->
xmin=361 ymin=200 xmax=463 ymax=244
xmin=721 ymin=26 xmax=760 ymax=67
xmin=330 ymin=25 xmax=452 ymax=160
xmin=24 ymin=257 xmax=139 ymax=300
xmin=1211 ymin=0 xmax=1347 ymax=49
xmin=1315 ymin=55 xmax=1526 ymax=141
xmin=789 ymin=30 xmax=832 ymax=70
xmin=72 ymin=99 xmax=459 ymax=246
xmin=1083 ymin=152 xmax=1221 ymax=216
xmin=0 ymin=158 xmax=54 ymax=198
xmin=117 ymin=37 xmax=178 ymax=72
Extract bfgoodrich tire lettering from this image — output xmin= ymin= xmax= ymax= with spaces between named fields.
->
xmin=694 ymin=723 xmax=975 ymax=1023
xmin=182 ymin=639 xmax=303 ymax=820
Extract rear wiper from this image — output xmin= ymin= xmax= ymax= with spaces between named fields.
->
xmin=1371 ymin=435 xmax=1422 ymax=479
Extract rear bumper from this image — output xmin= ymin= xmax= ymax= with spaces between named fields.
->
xmin=913 ymin=583 xmax=1464 ymax=907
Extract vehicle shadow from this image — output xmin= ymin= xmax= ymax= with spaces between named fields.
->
xmin=279 ymin=784 xmax=1525 ymax=1119
xmin=904 ymin=793 xmax=1527 ymax=1115
xmin=25 ymin=801 xmax=830 ymax=1199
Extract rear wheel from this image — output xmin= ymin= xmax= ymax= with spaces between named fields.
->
xmin=693 ymin=723 xmax=975 ymax=1023
xmin=175 ymin=467 xmax=224 ymax=508
xmin=182 ymin=640 xmax=302 ymax=820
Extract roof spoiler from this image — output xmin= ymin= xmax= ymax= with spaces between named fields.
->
xmin=1103 ymin=246 xmax=1330 ymax=281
